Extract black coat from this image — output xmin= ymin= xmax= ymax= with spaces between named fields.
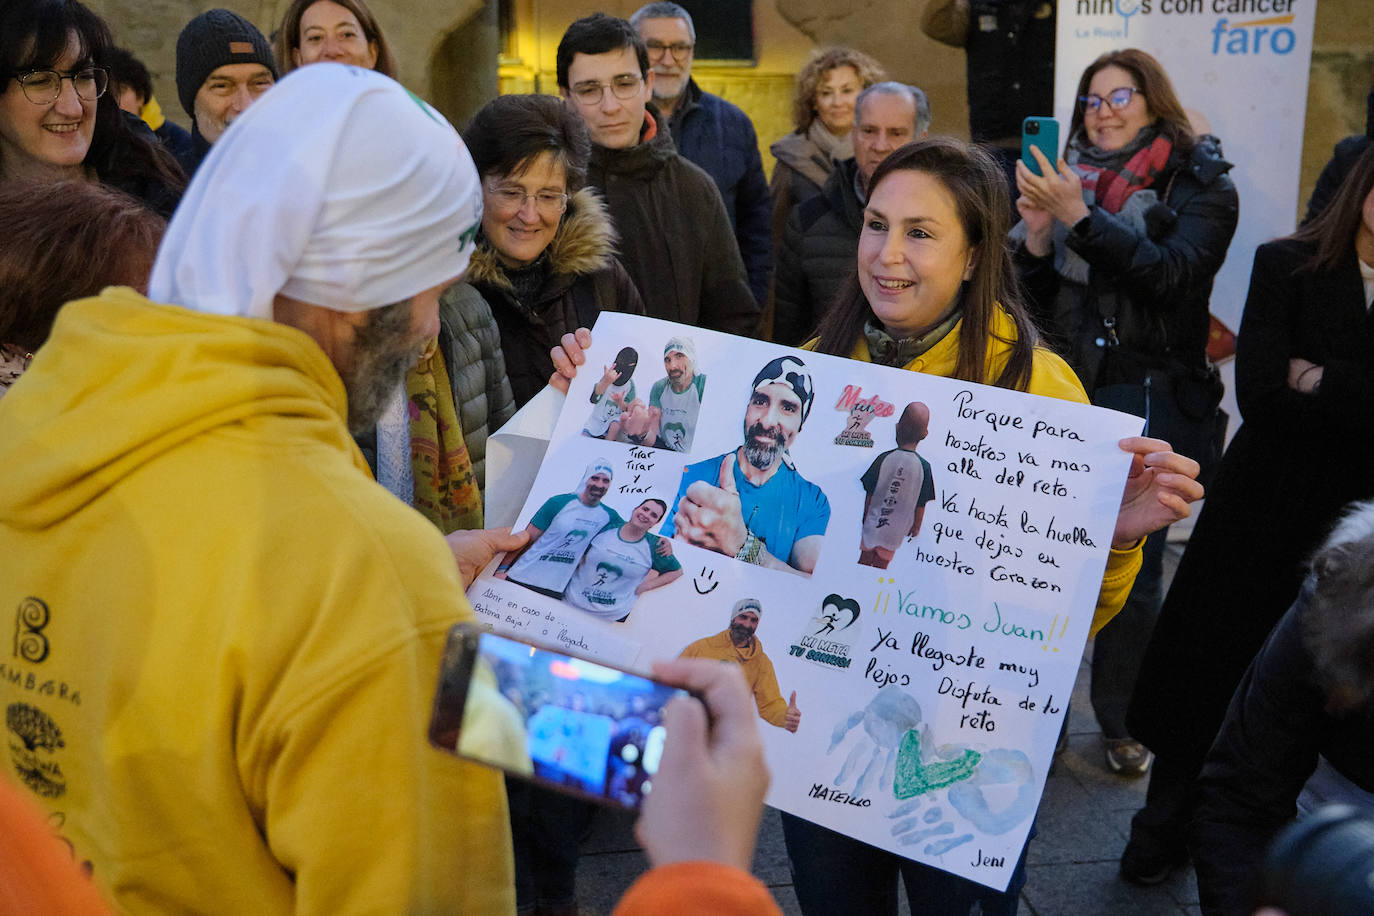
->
xmin=585 ymin=106 xmax=758 ymax=336
xmin=773 ymin=158 xmax=864 ymax=346
xmin=668 ymin=80 xmax=773 ymax=306
xmin=965 ymin=0 xmax=1056 ymax=144
xmin=1015 ymin=137 xmax=1239 ymax=391
xmin=1127 ymin=239 xmax=1374 ymax=770
xmin=1192 ymin=579 xmax=1374 ymax=916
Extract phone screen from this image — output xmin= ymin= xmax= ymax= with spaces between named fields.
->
xmin=430 ymin=627 xmax=690 ymax=809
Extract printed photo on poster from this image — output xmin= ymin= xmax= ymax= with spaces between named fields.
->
xmin=661 ymin=355 xmax=831 ymax=575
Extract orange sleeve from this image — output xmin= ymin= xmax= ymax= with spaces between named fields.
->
xmin=0 ymin=777 xmax=114 ymax=915
xmin=612 ymin=861 xmax=782 ymax=916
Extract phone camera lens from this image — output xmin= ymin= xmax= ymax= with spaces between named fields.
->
xmin=1025 ymin=121 xmax=1040 ymax=135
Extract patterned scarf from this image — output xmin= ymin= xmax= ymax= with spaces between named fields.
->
xmin=1066 ymin=125 xmax=1173 ymax=215
xmin=0 ymin=343 xmax=33 ymax=395
xmin=807 ymin=119 xmax=854 ymax=168
xmin=863 ymin=310 xmax=964 ymax=368
xmin=407 ymin=338 xmax=483 ymax=534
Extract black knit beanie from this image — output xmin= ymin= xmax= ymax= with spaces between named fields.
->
xmin=175 ymin=9 xmax=277 ymax=120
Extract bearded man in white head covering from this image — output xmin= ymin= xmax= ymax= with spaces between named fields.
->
xmin=663 ymin=355 xmax=831 ymax=574
xmin=0 ymin=64 xmax=516 ymax=912
xmin=496 ymin=458 xmax=626 ymax=600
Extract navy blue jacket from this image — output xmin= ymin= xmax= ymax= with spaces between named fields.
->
xmin=668 ymin=80 xmax=772 ymax=305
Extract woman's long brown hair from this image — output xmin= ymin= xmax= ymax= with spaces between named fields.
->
xmin=811 ymin=136 xmax=1039 ymax=392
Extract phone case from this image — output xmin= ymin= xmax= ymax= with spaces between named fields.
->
xmin=1021 ymin=116 xmax=1060 ymax=177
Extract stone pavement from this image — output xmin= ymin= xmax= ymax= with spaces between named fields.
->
xmin=575 ymin=546 xmax=1197 ymax=915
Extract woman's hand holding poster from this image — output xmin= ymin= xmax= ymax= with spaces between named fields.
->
xmin=474 ymin=313 xmax=1143 ymax=890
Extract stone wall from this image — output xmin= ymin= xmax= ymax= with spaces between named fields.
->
xmin=1305 ymin=1 xmax=1373 ymax=208
xmin=85 ymin=0 xmax=490 ymax=127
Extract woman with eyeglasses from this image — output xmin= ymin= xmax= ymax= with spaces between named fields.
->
xmin=458 ymin=93 xmax=645 ymax=408
xmin=452 ymin=91 xmax=646 ymax=916
xmin=768 ymin=46 xmax=885 ymax=254
xmin=0 ymin=0 xmax=183 ymax=215
xmin=274 ymin=0 xmax=397 ymax=77
xmin=1010 ymin=48 xmax=1238 ymax=791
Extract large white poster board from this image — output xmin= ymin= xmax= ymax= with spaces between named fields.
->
xmin=477 ymin=314 xmax=1144 ymax=890
xmin=1055 ymin=0 xmax=1317 ymax=331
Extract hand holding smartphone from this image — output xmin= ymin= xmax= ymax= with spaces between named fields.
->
xmin=1021 ymin=116 xmax=1060 ymax=177
xmin=429 ymin=624 xmax=692 ymax=810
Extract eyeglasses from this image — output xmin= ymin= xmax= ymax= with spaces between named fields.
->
xmin=645 ymin=40 xmax=694 ymax=60
xmin=485 ymin=182 xmax=569 ymax=217
xmin=569 ymin=74 xmax=644 ymax=106
xmin=1078 ymin=86 xmax=1141 ymax=113
xmin=11 ymin=67 xmax=108 ymax=105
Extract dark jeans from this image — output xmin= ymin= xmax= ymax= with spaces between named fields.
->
xmin=1092 ymin=528 xmax=1169 ymax=739
xmin=1127 ymin=753 xmax=1198 ymax=857
xmin=780 ymin=812 xmax=1032 ymax=915
xmin=507 ymin=779 xmax=593 ymax=909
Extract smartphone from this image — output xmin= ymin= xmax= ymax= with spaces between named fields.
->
xmin=1021 ymin=116 xmax=1060 ymax=176
xmin=429 ymin=623 xmax=692 ymax=809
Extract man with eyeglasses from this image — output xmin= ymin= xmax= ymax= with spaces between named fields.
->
xmin=629 ymin=3 xmax=772 ymax=309
xmin=773 ymin=82 xmax=931 ymax=346
xmin=174 ymin=8 xmax=277 ymax=176
xmin=556 ymin=13 xmax=759 ymax=336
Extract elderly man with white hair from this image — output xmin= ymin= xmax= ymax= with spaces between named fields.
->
xmin=0 ymin=64 xmax=517 ymax=912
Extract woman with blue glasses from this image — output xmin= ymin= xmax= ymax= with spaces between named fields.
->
xmin=0 ymin=0 xmax=182 ymax=215
xmin=1010 ymin=47 xmax=1238 ymax=803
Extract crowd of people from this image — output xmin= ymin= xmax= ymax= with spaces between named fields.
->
xmin=1 ymin=0 xmax=1371 ymax=913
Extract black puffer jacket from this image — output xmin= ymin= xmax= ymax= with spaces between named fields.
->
xmin=586 ymin=106 xmax=758 ymax=335
xmin=773 ymin=158 xmax=865 ymax=346
xmin=463 ymin=189 xmax=646 ymax=407
xmin=1014 ymin=135 xmax=1239 ymax=390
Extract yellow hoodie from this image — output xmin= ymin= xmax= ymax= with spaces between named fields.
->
xmin=0 ymin=288 xmax=514 ymax=913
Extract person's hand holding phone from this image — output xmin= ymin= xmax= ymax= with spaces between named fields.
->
xmin=636 ymin=658 xmax=770 ymax=872
xmin=1016 ymin=146 xmax=1090 ymax=228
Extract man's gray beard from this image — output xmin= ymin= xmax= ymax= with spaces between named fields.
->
xmin=742 ymin=421 xmax=784 ymax=470
xmin=743 ymin=441 xmax=780 ymax=470
xmin=339 ymin=300 xmax=423 ymax=436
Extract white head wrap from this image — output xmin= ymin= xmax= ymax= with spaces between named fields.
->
xmin=149 ymin=64 xmax=482 ymax=320
xmin=663 ymin=336 xmax=696 ymax=365
xmin=580 ymin=460 xmax=615 ymax=490
xmin=731 ymin=598 xmax=763 ymax=621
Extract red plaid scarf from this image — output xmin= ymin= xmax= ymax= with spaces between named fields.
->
xmin=1070 ymin=134 xmax=1173 ymax=214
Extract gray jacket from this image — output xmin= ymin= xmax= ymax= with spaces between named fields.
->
xmin=354 ymin=289 xmax=515 ymax=493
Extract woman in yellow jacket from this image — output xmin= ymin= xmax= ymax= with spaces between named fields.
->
xmin=782 ymin=135 xmax=1204 ymax=915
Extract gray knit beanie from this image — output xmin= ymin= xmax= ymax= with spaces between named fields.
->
xmin=175 ymin=9 xmax=277 ymax=119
